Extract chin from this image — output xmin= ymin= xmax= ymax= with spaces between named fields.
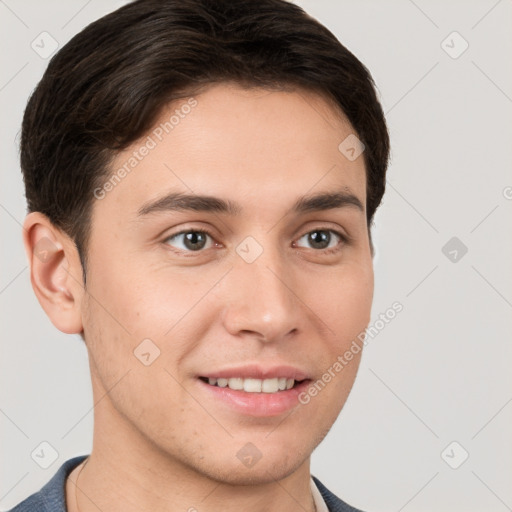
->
xmin=187 ymin=445 xmax=311 ymax=487
xmin=204 ymin=459 xmax=306 ymax=486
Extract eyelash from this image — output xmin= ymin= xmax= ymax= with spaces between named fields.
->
xmin=163 ymin=226 xmax=348 ymax=255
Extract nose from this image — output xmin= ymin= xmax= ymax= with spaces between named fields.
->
xmin=220 ymin=245 xmax=302 ymax=343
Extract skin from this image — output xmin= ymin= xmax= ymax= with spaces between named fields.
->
xmin=23 ymin=83 xmax=373 ymax=512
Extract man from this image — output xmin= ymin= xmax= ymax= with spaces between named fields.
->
xmin=9 ymin=0 xmax=389 ymax=511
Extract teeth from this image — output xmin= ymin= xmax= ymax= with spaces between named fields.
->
xmin=217 ymin=378 xmax=228 ymax=387
xmin=204 ymin=377 xmax=299 ymax=393
xmin=262 ymin=378 xmax=279 ymax=393
xmin=227 ymin=377 xmax=244 ymax=390
xmin=244 ymin=378 xmax=262 ymax=392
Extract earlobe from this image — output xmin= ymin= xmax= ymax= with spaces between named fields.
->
xmin=23 ymin=212 xmax=84 ymax=335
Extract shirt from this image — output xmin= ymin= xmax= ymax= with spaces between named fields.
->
xmin=6 ymin=455 xmax=364 ymax=512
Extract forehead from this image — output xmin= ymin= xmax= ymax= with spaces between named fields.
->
xmin=95 ymin=83 xmax=366 ymax=219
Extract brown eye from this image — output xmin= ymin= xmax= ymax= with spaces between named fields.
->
xmin=295 ymin=229 xmax=343 ymax=251
xmin=164 ymin=230 xmax=214 ymax=252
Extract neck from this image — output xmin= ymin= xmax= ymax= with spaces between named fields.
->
xmin=67 ymin=366 xmax=316 ymax=512
xmin=71 ymin=441 xmax=316 ymax=512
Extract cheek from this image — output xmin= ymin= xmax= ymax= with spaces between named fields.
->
xmin=312 ymin=261 xmax=374 ymax=343
xmin=81 ymin=254 xmax=223 ymax=382
xmin=299 ymin=262 xmax=372 ymax=408
xmin=83 ymin=253 xmax=184 ymax=340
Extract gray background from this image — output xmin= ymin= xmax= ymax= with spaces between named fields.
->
xmin=1 ymin=1 xmax=511 ymax=511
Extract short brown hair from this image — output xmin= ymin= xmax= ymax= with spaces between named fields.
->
xmin=20 ymin=0 xmax=390 ymax=281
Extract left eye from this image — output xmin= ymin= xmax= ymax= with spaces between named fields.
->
xmin=295 ymin=229 xmax=343 ymax=251
xmin=164 ymin=230 xmax=215 ymax=252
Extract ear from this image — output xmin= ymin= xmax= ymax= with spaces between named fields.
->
xmin=23 ymin=212 xmax=85 ymax=334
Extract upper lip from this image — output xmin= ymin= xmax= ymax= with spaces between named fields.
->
xmin=199 ymin=364 xmax=310 ymax=381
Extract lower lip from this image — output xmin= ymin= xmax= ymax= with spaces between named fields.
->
xmin=197 ymin=378 xmax=311 ymax=417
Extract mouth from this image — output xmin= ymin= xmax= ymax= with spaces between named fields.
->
xmin=196 ymin=373 xmax=312 ymax=417
xmin=198 ymin=376 xmax=308 ymax=393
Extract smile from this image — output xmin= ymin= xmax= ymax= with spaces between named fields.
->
xmin=199 ymin=376 xmax=304 ymax=393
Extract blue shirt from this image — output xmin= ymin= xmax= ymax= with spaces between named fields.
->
xmin=6 ymin=455 xmax=364 ymax=512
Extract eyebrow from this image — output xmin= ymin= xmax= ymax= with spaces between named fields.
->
xmin=137 ymin=189 xmax=364 ymax=217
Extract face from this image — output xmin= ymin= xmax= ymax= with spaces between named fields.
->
xmin=82 ymin=83 xmax=373 ymax=484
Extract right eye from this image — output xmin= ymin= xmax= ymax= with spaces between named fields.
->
xmin=163 ymin=229 xmax=216 ymax=252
